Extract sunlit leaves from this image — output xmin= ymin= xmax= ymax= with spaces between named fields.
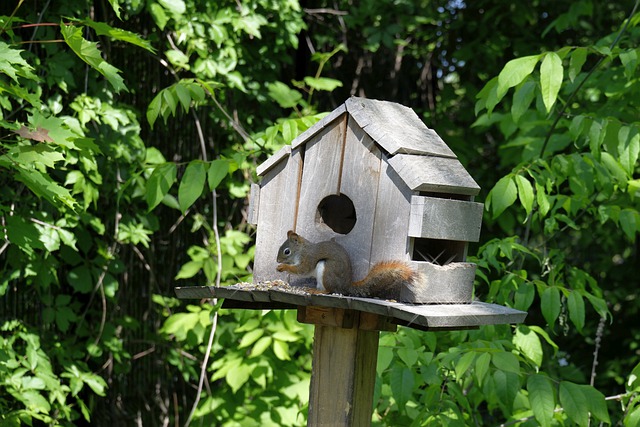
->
xmin=69 ymin=18 xmax=156 ymax=53
xmin=540 ymin=52 xmax=563 ymax=112
xmin=178 ymin=160 xmax=206 ymax=212
xmin=559 ymin=381 xmax=610 ymax=425
xmin=487 ymin=175 xmax=518 ymax=218
xmin=146 ymin=79 xmax=210 ymax=128
xmin=541 ymin=286 xmax=561 ymax=326
xmin=146 ymin=163 xmax=177 ymax=211
xmin=527 ymin=374 xmax=555 ymax=427
xmin=497 ymin=55 xmax=541 ymax=99
xmin=267 ymin=81 xmax=303 ymax=108
xmin=0 ymin=41 xmax=38 ymax=82
xmin=60 ymin=24 xmax=126 ymax=93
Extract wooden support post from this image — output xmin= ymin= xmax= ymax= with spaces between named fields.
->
xmin=298 ymin=307 xmax=396 ymax=427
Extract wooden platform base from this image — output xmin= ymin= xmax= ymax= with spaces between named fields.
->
xmin=174 ymin=282 xmax=526 ymax=331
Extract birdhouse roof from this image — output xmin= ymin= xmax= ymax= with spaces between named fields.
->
xmin=258 ymin=97 xmax=480 ymax=196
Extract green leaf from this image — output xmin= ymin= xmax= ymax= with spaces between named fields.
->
xmin=21 ymin=390 xmax=51 ymax=413
xmin=17 ymin=168 xmax=77 ymax=210
xmin=515 ymin=174 xmax=534 ymax=215
xmin=147 ymin=92 xmax=162 ymax=128
xmin=70 ymin=18 xmax=155 ymax=53
xmin=513 ymin=325 xmax=543 ymax=367
xmin=60 ymin=24 xmax=127 ymax=93
xmin=249 ymin=336 xmax=272 ymax=358
xmin=491 ymin=351 xmax=520 ymax=374
xmin=567 ymin=290 xmax=585 ymax=332
xmin=541 ymin=286 xmax=561 ymax=326
xmin=238 ymin=329 xmax=264 ymax=349
xmin=569 ymin=47 xmax=588 ymax=82
xmin=0 ymin=42 xmax=38 ymax=82
xmin=107 ymin=0 xmax=122 ymax=19
xmin=455 ymin=351 xmax=476 ymax=379
xmin=390 ymin=366 xmax=414 ymax=412
xmin=146 ymin=162 xmax=177 ymax=211
xmin=158 ymin=0 xmax=186 ymax=15
xmin=601 ymin=152 xmax=629 ymax=184
xmin=67 ymin=265 xmax=93 ymax=293
xmin=489 ymin=175 xmax=518 ymax=218
xmin=536 ymin=183 xmax=551 ymax=217
xmin=174 ymin=260 xmax=203 ymax=280
xmin=582 ymin=385 xmax=610 ymax=424
xmin=559 ymin=381 xmax=589 ymax=425
xmin=527 ymin=374 xmax=555 ymax=427
xmin=303 ymin=76 xmax=343 ymax=92
xmin=540 ymin=52 xmax=563 ymax=113
xmin=178 ymin=160 xmax=207 ymax=212
xmin=493 ymin=371 xmax=520 ymax=411
xmin=619 ymin=48 xmax=638 ymax=79
xmin=272 ymin=339 xmax=290 ymax=361
xmin=497 ymin=55 xmax=540 ymax=98
xmin=207 ymin=159 xmax=229 ymax=190
xmin=267 ymin=81 xmax=302 ymax=108
xmin=511 ymin=80 xmax=536 ymax=123
xmin=475 ymin=352 xmax=491 ymax=386
xmin=619 ymin=209 xmax=638 ymax=242
xmin=226 ymin=363 xmax=252 ymax=393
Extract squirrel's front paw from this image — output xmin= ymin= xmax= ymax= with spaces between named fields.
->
xmin=276 ymin=264 xmax=285 ymax=272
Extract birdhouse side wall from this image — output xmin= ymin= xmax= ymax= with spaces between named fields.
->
xmin=253 ymin=148 xmax=303 ymax=283
xmin=333 ymin=117 xmax=383 ymax=280
xmin=295 ymin=114 xmax=348 ymax=244
xmin=367 ymin=155 xmax=413 ymax=264
xmin=408 ymin=195 xmax=484 ymax=242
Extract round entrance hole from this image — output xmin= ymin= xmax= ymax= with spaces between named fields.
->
xmin=316 ymin=194 xmax=356 ymax=234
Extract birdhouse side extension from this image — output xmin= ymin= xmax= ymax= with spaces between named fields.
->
xmin=248 ymin=97 xmax=484 ymax=304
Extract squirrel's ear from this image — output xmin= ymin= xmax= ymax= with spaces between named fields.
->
xmin=287 ymin=230 xmax=296 ymax=238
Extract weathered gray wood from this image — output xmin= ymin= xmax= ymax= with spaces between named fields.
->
xmin=369 ymin=153 xmax=413 ymax=262
xmin=307 ymin=321 xmax=379 ymax=427
xmin=338 ymin=117 xmax=381 ymax=279
xmin=247 ymin=183 xmax=260 ymax=226
xmin=292 ymin=105 xmax=347 ymax=150
xmin=345 ymin=97 xmax=456 ymax=158
xmin=256 ymin=144 xmax=291 ymax=177
xmin=387 ymin=154 xmax=480 ymax=196
xmin=408 ymin=195 xmax=484 ymax=242
xmin=175 ymin=284 xmax=527 ymax=330
xmin=252 ymin=148 xmax=303 ymax=283
xmin=295 ymin=114 xmax=347 ymax=247
xmin=402 ymin=261 xmax=476 ymax=304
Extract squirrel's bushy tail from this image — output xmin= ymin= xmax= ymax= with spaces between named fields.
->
xmin=350 ymin=260 xmax=417 ymax=300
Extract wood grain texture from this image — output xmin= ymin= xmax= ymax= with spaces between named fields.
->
xmin=369 ymin=153 xmax=413 ymax=263
xmin=175 ymin=284 xmax=527 ymax=330
xmin=291 ymin=106 xmax=347 ymax=150
xmin=247 ymin=183 xmax=260 ymax=226
xmin=401 ymin=261 xmax=476 ymax=304
xmin=337 ymin=117 xmax=381 ymax=279
xmin=345 ymin=97 xmax=456 ymax=158
xmin=295 ymin=115 xmax=347 ymax=246
xmin=307 ymin=323 xmax=378 ymax=427
xmin=387 ymin=154 xmax=480 ymax=195
xmin=408 ymin=195 xmax=484 ymax=242
xmin=256 ymin=144 xmax=291 ymax=177
xmin=252 ymin=148 xmax=302 ymax=283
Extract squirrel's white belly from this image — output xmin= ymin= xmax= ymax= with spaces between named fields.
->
xmin=314 ymin=261 xmax=326 ymax=291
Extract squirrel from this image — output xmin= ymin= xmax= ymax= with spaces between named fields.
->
xmin=276 ymin=230 xmax=419 ymax=300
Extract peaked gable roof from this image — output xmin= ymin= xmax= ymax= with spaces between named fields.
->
xmin=258 ymin=97 xmax=480 ymax=196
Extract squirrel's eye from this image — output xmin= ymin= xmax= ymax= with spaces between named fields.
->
xmin=284 ymin=248 xmax=291 ymax=255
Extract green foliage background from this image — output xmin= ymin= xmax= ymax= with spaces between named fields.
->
xmin=0 ymin=0 xmax=639 ymax=425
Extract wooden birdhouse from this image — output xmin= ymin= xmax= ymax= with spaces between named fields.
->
xmin=176 ymin=97 xmax=527 ymax=427
xmin=248 ymin=96 xmax=484 ymax=304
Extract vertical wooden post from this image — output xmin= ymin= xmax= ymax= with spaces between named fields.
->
xmin=298 ymin=307 xmax=396 ymax=427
